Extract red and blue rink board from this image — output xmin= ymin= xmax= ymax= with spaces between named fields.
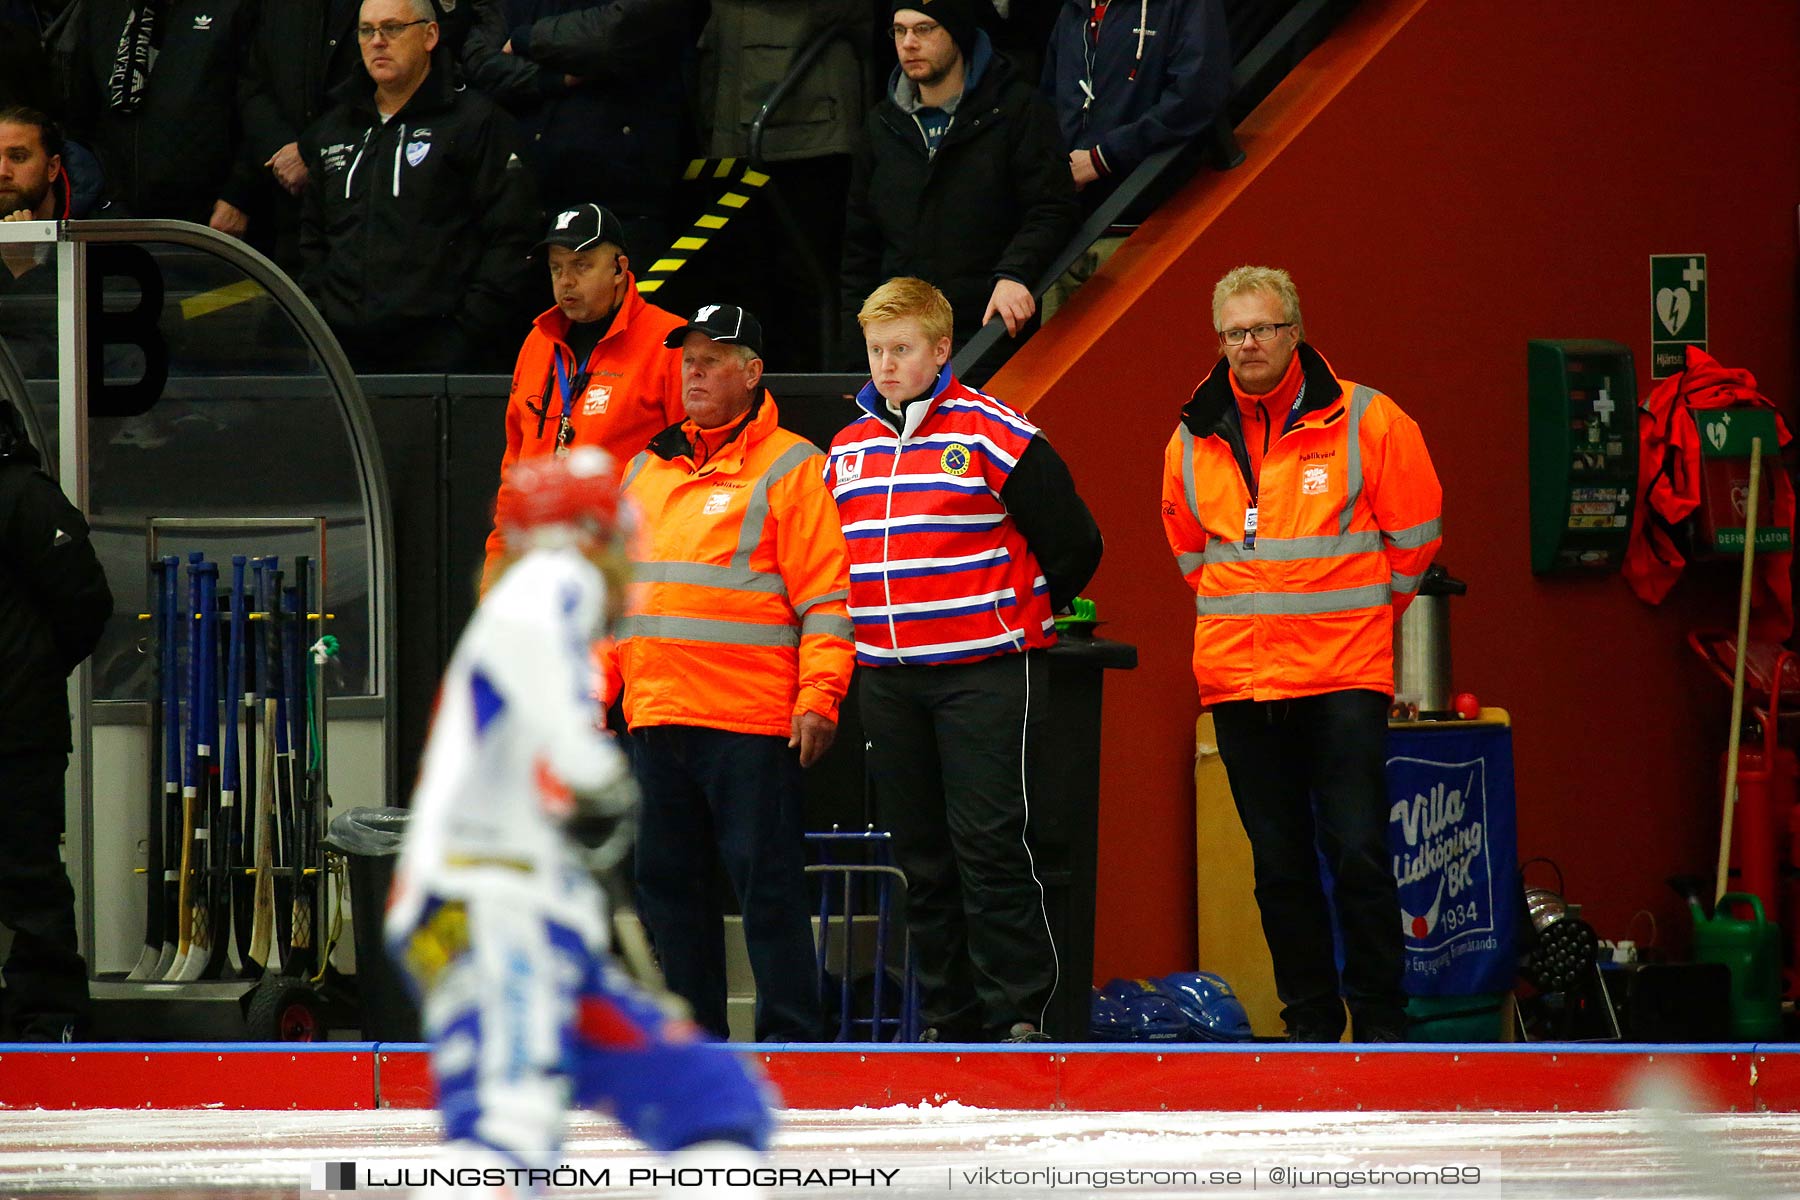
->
xmin=4 ymin=1043 xmax=1800 ymax=1113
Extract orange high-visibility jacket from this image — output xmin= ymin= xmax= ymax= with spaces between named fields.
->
xmin=1162 ymin=345 xmax=1442 ymax=705
xmin=482 ymin=283 xmax=685 ymax=588
xmin=616 ymin=392 xmax=856 ymax=736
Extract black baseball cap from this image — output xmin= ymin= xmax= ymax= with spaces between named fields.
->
xmin=536 ymin=203 xmax=627 ymax=255
xmin=662 ymin=303 xmax=764 ymax=358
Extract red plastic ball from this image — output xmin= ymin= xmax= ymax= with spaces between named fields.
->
xmin=1452 ymin=692 xmax=1481 ymax=720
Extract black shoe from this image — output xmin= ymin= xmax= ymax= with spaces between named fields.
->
xmin=1352 ymin=1024 xmax=1409 ymax=1044
xmin=1001 ymin=1021 xmax=1050 ymax=1043
xmin=1285 ymin=1026 xmax=1345 ymax=1043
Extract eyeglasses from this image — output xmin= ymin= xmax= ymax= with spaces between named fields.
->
xmin=357 ymin=18 xmax=429 ymax=41
xmin=1219 ymin=322 xmax=1294 ymax=346
xmin=890 ymin=20 xmax=942 ymax=41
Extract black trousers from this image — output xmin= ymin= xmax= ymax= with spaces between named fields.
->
xmin=0 ymin=750 xmax=89 ymax=1040
xmin=630 ymin=725 xmax=822 ymax=1043
xmin=1211 ymin=689 xmax=1405 ymax=1039
xmin=862 ymin=651 xmax=1057 ymax=1037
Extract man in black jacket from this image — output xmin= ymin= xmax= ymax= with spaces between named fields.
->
xmin=239 ymin=0 xmax=365 ymax=271
xmin=299 ymin=0 xmax=540 ymax=373
xmin=0 ymin=400 xmax=113 ymax=1042
xmin=839 ymin=0 xmax=1078 ymax=360
xmin=67 ymin=0 xmax=260 ymax=233
xmin=463 ymin=0 xmax=700 ymax=255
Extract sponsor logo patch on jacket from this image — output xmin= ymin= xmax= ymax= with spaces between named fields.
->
xmin=837 ymin=450 xmax=864 ymax=482
xmin=405 ymin=140 xmax=431 ymax=167
xmin=582 ymin=384 xmax=612 ymax=415
xmin=1302 ymin=464 xmax=1329 ymax=495
xmin=703 ymin=490 xmax=733 ymax=515
xmin=940 ymin=443 xmax=971 ymax=476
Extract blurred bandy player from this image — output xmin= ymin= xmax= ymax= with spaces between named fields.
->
xmin=385 ymin=447 xmax=772 ymax=1198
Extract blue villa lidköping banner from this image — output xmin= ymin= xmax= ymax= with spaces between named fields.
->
xmin=1385 ymin=726 xmax=1519 ymax=996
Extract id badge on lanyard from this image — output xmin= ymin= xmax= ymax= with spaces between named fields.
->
xmin=553 ymin=348 xmax=588 ymax=458
xmin=1243 ymin=505 xmax=1258 ymax=550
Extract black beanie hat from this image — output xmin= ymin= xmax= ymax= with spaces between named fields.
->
xmin=890 ymin=0 xmax=981 ymax=62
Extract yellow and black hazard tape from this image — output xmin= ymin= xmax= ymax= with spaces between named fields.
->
xmin=635 ymin=157 xmax=771 ymax=295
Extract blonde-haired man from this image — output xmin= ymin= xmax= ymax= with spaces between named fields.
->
xmin=824 ymin=277 xmax=1102 ymax=1042
xmin=1162 ymin=265 xmax=1442 ymax=1042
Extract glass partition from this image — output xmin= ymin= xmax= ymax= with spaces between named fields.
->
xmin=0 ymin=223 xmax=388 ymax=701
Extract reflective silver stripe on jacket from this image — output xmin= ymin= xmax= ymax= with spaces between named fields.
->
xmin=733 ymin=442 xmax=823 ymax=569
xmin=1383 ymin=516 xmax=1442 ymax=549
xmin=1194 ymin=582 xmax=1392 ymax=616
xmin=1199 ymin=530 xmax=1383 ymax=565
xmin=622 ymin=451 xmax=652 ymax=493
xmin=1176 ymin=551 xmax=1205 ymax=576
xmin=1178 ymin=425 xmax=1201 ymax=527
xmin=800 ymin=612 xmax=855 ymax=640
xmin=614 ymin=615 xmax=800 ymax=648
xmin=630 ymin=561 xmax=786 ymax=594
xmin=1339 ymin=385 xmax=1376 ymax=535
xmin=1390 ymin=570 xmax=1425 ymax=596
xmin=794 ymin=589 xmax=848 ymax=615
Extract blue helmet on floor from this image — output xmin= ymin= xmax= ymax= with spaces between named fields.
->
xmin=1096 ymin=978 xmax=1194 ymax=1042
xmin=1157 ymin=972 xmax=1254 ymax=1042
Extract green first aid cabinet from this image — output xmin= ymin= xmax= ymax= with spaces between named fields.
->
xmin=1528 ymin=340 xmax=1638 ymax=573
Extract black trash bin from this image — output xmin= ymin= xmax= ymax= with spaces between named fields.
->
xmin=326 ymin=806 xmax=421 ymax=1041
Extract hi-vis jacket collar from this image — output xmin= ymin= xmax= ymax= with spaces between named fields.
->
xmin=1181 ymin=342 xmax=1345 ymax=438
xmin=647 ymin=387 xmax=767 ymax=463
xmin=854 ymin=362 xmax=956 ymax=439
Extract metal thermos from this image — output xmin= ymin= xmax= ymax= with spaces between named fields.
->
xmin=1393 ymin=564 xmax=1466 ymax=718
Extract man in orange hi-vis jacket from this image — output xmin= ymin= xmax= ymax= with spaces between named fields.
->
xmin=1162 ymin=265 xmax=1442 ymax=1044
xmin=616 ymin=303 xmax=853 ymax=1043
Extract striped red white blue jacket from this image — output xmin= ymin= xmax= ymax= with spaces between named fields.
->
xmin=824 ymin=368 xmax=1057 ymax=667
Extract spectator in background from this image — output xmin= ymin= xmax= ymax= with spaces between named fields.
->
xmin=840 ymin=0 xmax=1077 ymax=361
xmin=689 ymin=0 xmax=870 ymax=370
xmin=824 ymin=277 xmax=1102 ymax=1042
xmin=1 ymin=108 xmax=112 ymax=252
xmin=239 ymin=0 xmax=366 ymax=271
xmin=480 ymin=204 xmax=685 ymax=591
xmin=459 ymin=0 xmax=700 ymax=258
xmin=68 ymin=0 xmax=260 ymax=234
xmin=0 ymin=399 xmax=114 ymax=1042
xmin=617 ymin=303 xmax=854 ymax=1044
xmin=1043 ymin=0 xmax=1231 ymax=208
xmin=0 ymin=3 xmax=57 ymax=112
xmin=0 ymin=109 xmax=115 ymax=376
xmin=983 ymin=0 xmax=1058 ymax=85
xmin=299 ymin=0 xmax=539 ymax=373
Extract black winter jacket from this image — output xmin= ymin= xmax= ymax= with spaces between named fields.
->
xmin=69 ymin=0 xmax=261 ymax=222
xmin=239 ymin=0 xmax=365 ymax=165
xmin=0 ymin=452 xmax=113 ymax=755
xmin=840 ymin=34 xmax=1079 ymax=353
xmin=1042 ymin=0 xmax=1230 ymax=178
xmin=474 ymin=0 xmax=699 ymax=221
xmin=298 ymin=55 xmax=539 ymax=365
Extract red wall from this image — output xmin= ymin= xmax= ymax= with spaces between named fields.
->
xmin=997 ymin=0 xmax=1800 ymax=979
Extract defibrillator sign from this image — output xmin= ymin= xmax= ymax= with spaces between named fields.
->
xmin=1650 ymin=253 xmax=1707 ymax=379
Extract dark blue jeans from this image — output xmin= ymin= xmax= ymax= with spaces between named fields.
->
xmin=1211 ymin=689 xmax=1405 ymax=1040
xmin=630 ymin=725 xmax=821 ymax=1042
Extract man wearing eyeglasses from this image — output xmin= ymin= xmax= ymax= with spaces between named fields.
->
xmin=297 ymin=0 xmax=538 ymax=373
xmin=1161 ymin=265 xmax=1442 ymax=1044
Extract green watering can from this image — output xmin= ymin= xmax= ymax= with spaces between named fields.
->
xmin=1687 ymin=891 xmax=1782 ymax=1041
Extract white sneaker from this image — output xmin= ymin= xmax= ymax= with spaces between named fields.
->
xmin=659 ymin=1140 xmax=766 ymax=1200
